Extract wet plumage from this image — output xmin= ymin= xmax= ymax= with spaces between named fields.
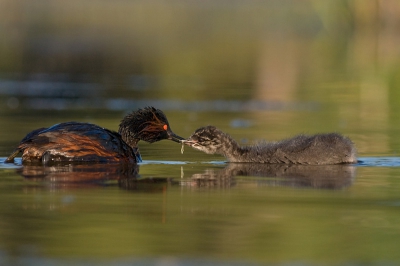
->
xmin=6 ymin=107 xmax=183 ymax=164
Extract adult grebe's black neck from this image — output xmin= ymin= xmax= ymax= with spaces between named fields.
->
xmin=118 ymin=124 xmax=140 ymax=149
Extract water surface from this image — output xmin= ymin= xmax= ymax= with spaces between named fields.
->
xmin=1 ymin=151 xmax=400 ymax=266
xmin=1 ymin=1 xmax=400 ymax=265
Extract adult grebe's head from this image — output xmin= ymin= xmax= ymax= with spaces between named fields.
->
xmin=119 ymin=107 xmax=184 ymax=145
xmin=182 ymin=126 xmax=226 ymax=154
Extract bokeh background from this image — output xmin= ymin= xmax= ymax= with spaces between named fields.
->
xmin=1 ymin=0 xmax=400 ymax=157
xmin=1 ymin=1 xmax=400 ymax=265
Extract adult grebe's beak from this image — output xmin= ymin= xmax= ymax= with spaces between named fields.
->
xmin=167 ymin=131 xmax=185 ymax=143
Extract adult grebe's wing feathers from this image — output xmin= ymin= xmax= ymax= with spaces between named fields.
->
xmin=14 ymin=122 xmax=136 ymax=163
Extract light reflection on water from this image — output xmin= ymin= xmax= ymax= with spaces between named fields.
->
xmin=0 ymin=106 xmax=399 ymax=266
xmin=0 ymin=156 xmax=400 ymax=265
xmin=1 ymin=0 xmax=400 ymax=264
xmin=1 ymin=157 xmax=399 ymax=191
xmin=0 ymin=158 xmax=359 ymax=189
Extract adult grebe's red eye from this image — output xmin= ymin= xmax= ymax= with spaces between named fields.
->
xmin=163 ymin=125 xmax=168 ymax=130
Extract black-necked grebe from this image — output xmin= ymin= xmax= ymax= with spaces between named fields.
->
xmin=5 ymin=107 xmax=183 ymax=164
xmin=182 ymin=126 xmax=357 ymax=165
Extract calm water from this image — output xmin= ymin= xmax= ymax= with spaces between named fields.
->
xmin=1 ymin=139 xmax=400 ymax=266
xmin=1 ymin=96 xmax=400 ymax=266
xmin=2 ymin=1 xmax=400 ymax=265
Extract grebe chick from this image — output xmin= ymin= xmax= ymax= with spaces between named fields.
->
xmin=182 ymin=126 xmax=357 ymax=165
xmin=5 ymin=107 xmax=183 ymax=164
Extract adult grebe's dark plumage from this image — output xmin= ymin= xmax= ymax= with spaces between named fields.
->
xmin=5 ymin=107 xmax=183 ymax=164
xmin=182 ymin=126 xmax=357 ymax=165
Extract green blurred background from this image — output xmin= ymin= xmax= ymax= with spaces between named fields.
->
xmin=1 ymin=0 xmax=400 ymax=157
xmin=1 ymin=1 xmax=400 ymax=265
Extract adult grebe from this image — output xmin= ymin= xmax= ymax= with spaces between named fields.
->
xmin=5 ymin=107 xmax=183 ymax=164
xmin=182 ymin=126 xmax=357 ymax=165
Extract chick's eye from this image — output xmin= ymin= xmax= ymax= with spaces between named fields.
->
xmin=199 ymin=136 xmax=210 ymax=142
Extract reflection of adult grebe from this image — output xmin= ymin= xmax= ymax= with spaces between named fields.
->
xmin=16 ymin=163 xmax=171 ymax=192
xmin=182 ymin=126 xmax=357 ymax=165
xmin=6 ymin=107 xmax=183 ymax=164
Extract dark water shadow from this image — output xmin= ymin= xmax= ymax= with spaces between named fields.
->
xmin=1 ymin=159 xmax=172 ymax=192
xmin=1 ymin=160 xmax=356 ymax=190
xmin=4 ymin=156 xmax=400 ymax=190
xmin=16 ymin=162 xmax=139 ymax=182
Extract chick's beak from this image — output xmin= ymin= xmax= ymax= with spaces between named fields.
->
xmin=167 ymin=131 xmax=185 ymax=143
xmin=180 ymin=138 xmax=196 ymax=146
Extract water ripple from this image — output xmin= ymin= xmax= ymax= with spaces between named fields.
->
xmin=357 ymin=157 xmax=400 ymax=167
xmin=1 ymin=157 xmax=400 ymax=168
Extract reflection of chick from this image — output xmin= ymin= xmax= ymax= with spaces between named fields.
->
xmin=183 ymin=163 xmax=356 ymax=189
xmin=183 ymin=126 xmax=357 ymax=165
